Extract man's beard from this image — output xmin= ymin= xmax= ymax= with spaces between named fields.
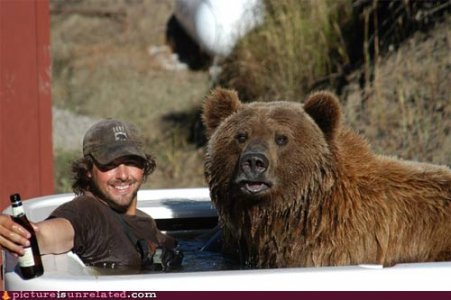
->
xmin=89 ymin=181 xmax=140 ymax=213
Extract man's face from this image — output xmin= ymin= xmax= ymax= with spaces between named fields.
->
xmin=88 ymin=156 xmax=145 ymax=212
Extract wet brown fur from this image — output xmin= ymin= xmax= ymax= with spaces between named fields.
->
xmin=202 ymin=87 xmax=451 ymax=268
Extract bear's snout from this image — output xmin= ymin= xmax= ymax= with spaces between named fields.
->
xmin=240 ymin=152 xmax=268 ymax=176
xmin=236 ymin=151 xmax=272 ymax=195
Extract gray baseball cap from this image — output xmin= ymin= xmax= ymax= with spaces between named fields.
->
xmin=83 ymin=119 xmax=146 ymax=165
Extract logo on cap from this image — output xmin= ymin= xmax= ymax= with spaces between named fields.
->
xmin=113 ymin=126 xmax=128 ymax=141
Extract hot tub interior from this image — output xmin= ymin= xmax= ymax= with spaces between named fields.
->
xmin=3 ymin=188 xmax=451 ymax=291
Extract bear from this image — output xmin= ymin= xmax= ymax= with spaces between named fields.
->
xmin=201 ymin=87 xmax=451 ymax=268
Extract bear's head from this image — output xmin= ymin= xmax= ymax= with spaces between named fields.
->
xmin=202 ymin=87 xmax=340 ymax=204
xmin=202 ymin=88 xmax=341 ymax=264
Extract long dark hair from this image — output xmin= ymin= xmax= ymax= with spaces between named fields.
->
xmin=71 ymin=154 xmax=156 ymax=195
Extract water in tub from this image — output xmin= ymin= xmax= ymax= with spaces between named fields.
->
xmin=86 ymin=228 xmax=237 ymax=275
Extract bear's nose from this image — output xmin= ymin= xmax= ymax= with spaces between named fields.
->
xmin=240 ymin=152 xmax=269 ymax=176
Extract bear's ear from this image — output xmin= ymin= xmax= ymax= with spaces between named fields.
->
xmin=202 ymin=88 xmax=242 ymax=137
xmin=303 ymin=91 xmax=341 ymax=141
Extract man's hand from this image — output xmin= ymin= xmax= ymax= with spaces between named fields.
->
xmin=0 ymin=214 xmax=34 ymax=256
xmin=161 ymin=248 xmax=184 ymax=271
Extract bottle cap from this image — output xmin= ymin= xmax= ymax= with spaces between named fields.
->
xmin=10 ymin=193 xmax=21 ymax=203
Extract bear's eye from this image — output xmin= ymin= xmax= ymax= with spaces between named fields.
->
xmin=275 ymin=134 xmax=288 ymax=146
xmin=235 ymin=132 xmax=248 ymax=143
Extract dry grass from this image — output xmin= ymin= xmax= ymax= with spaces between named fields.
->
xmin=51 ymin=0 xmax=450 ymax=193
xmin=218 ymin=0 xmax=351 ymax=101
xmin=217 ymin=0 xmax=450 ymax=165
xmin=342 ymin=18 xmax=450 ymax=164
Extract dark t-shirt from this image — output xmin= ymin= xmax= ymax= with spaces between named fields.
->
xmin=48 ymin=192 xmax=176 ymax=269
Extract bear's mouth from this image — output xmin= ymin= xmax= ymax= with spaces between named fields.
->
xmin=240 ymin=181 xmax=271 ymax=195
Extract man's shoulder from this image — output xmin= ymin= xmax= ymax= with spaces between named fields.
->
xmin=135 ymin=208 xmax=152 ymax=219
xmin=50 ymin=192 xmax=107 ymax=218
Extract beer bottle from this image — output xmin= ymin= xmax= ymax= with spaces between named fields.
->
xmin=9 ymin=193 xmax=44 ymax=279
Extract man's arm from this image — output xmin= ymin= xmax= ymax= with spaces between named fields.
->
xmin=0 ymin=215 xmax=74 ymax=256
xmin=36 ymin=218 xmax=74 ymax=254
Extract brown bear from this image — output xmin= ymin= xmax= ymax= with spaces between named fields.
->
xmin=202 ymin=87 xmax=451 ymax=268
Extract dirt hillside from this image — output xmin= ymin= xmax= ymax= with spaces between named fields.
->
xmin=51 ymin=0 xmax=450 ymax=192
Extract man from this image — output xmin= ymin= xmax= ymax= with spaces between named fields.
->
xmin=0 ymin=119 xmax=182 ymax=271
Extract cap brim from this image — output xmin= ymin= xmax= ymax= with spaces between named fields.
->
xmin=91 ymin=143 xmax=146 ymax=165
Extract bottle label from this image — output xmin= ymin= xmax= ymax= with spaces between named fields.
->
xmin=18 ymin=247 xmax=35 ymax=267
xmin=12 ymin=206 xmax=25 ymax=217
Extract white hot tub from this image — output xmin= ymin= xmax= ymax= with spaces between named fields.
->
xmin=2 ymin=188 xmax=451 ymax=291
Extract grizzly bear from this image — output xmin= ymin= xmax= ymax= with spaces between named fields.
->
xmin=202 ymin=87 xmax=451 ymax=268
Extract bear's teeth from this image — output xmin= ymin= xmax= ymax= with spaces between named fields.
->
xmin=246 ymin=183 xmax=266 ymax=193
